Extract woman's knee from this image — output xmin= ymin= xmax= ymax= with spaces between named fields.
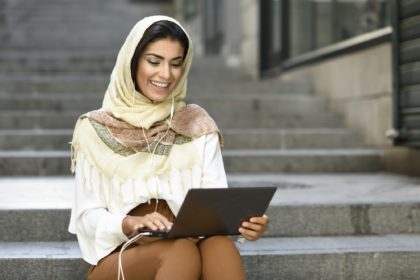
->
xmin=200 ymin=235 xmax=237 ymax=251
xmin=198 ymin=236 xmax=245 ymax=280
xmin=163 ymin=238 xmax=202 ymax=268
xmin=198 ymin=236 xmax=242 ymax=267
xmin=154 ymin=239 xmax=202 ymax=280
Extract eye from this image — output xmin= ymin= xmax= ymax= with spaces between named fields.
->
xmin=171 ymin=63 xmax=182 ymax=68
xmin=147 ymin=60 xmax=160 ymax=66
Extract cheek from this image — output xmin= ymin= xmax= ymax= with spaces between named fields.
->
xmin=173 ymin=69 xmax=183 ymax=83
xmin=137 ymin=65 xmax=152 ymax=85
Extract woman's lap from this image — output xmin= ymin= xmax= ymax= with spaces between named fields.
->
xmin=88 ymin=235 xmax=244 ymax=280
xmin=88 ymin=200 xmax=244 ymax=280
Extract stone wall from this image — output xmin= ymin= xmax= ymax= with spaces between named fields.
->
xmin=222 ymin=0 xmax=241 ymax=68
xmin=240 ymin=0 xmax=259 ymax=79
xmin=174 ymin=0 xmax=204 ymax=56
xmin=279 ymin=43 xmax=420 ymax=175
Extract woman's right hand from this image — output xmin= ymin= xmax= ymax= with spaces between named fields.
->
xmin=122 ymin=212 xmax=173 ymax=237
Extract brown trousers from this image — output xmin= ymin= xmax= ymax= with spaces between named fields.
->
xmin=87 ymin=200 xmax=245 ymax=280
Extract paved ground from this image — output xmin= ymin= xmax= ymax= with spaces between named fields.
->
xmin=1 ymin=173 xmax=419 ymax=209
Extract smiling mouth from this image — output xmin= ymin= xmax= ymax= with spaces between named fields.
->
xmin=151 ymin=80 xmax=169 ymax=88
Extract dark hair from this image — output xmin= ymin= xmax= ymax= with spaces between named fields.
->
xmin=130 ymin=20 xmax=189 ymax=89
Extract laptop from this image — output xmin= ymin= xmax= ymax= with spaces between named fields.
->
xmin=139 ymin=187 xmax=276 ymax=238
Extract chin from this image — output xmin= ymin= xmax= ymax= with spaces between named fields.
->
xmin=150 ymin=95 xmax=170 ymax=103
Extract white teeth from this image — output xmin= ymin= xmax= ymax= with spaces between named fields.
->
xmin=151 ymin=81 xmax=169 ymax=88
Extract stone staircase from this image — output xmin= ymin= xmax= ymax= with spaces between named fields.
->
xmin=1 ymin=1 xmax=420 ymax=280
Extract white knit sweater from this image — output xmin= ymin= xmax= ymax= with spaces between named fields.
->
xmin=68 ymin=132 xmax=228 ymax=265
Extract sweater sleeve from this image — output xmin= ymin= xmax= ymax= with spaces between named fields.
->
xmin=200 ymin=132 xmax=228 ymax=189
xmin=68 ymin=153 xmax=128 ymax=265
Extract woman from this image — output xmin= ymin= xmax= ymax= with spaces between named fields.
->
xmin=69 ymin=15 xmax=269 ymax=280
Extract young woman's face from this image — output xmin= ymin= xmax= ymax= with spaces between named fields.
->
xmin=136 ymin=38 xmax=185 ymax=103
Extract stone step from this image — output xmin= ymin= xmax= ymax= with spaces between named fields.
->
xmin=223 ymin=149 xmax=383 ymax=173
xmin=187 ymin=79 xmax=312 ymax=96
xmin=223 ymin=128 xmax=363 ymax=149
xmin=0 ymin=75 xmax=108 ymax=94
xmin=5 ymin=200 xmax=420 ymax=242
xmin=188 ymin=57 xmax=313 ymax=95
xmin=0 ymin=111 xmax=80 ymax=130
xmin=0 ymin=130 xmax=72 ymax=150
xmin=0 ymin=110 xmax=342 ymax=129
xmin=2 ymin=30 xmax=133 ymax=51
xmin=0 ymin=55 xmax=310 ymax=92
xmin=2 ymin=1 xmax=171 ymax=17
xmin=0 ymin=93 xmax=326 ymax=113
xmin=230 ymin=173 xmax=420 ymax=237
xmin=0 ymin=149 xmax=383 ymax=175
xmin=3 ymin=174 xmax=417 ymax=241
xmin=0 ymin=94 xmax=101 ymax=112
xmin=191 ymin=94 xmax=328 ymax=113
xmin=0 ymin=51 xmax=116 ymax=74
xmin=0 ymin=241 xmax=88 ymax=280
xmin=2 ymin=235 xmax=420 ymax=279
xmin=0 ymin=75 xmax=309 ymax=96
xmin=0 ymin=1 xmax=174 ymax=51
xmin=240 ymin=235 xmax=420 ymax=280
xmin=0 ymin=151 xmax=71 ymax=175
xmin=0 ymin=209 xmax=74 ymax=242
xmin=0 ymin=128 xmax=362 ymax=150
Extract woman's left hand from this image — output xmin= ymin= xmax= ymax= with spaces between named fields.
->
xmin=238 ymin=214 xmax=269 ymax=241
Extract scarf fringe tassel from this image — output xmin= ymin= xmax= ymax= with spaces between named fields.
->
xmin=74 ymin=151 xmax=201 ymax=205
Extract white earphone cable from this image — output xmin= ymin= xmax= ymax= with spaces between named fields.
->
xmin=118 ymin=232 xmax=149 ymax=280
xmin=118 ymin=91 xmax=175 ymax=278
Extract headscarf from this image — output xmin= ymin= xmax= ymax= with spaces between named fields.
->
xmin=102 ymin=15 xmax=192 ymax=129
xmin=70 ymin=15 xmax=221 ymax=186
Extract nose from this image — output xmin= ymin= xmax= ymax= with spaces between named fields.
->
xmin=158 ymin=63 xmax=171 ymax=80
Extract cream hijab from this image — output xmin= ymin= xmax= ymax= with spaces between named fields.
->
xmin=70 ymin=16 xmax=205 ymax=184
xmin=102 ymin=15 xmax=192 ymax=129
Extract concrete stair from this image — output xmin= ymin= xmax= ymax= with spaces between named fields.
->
xmin=2 ymin=175 xmax=420 ymax=242
xmin=0 ymin=110 xmax=344 ymax=129
xmin=0 ymin=0 xmax=175 ymax=51
xmin=0 ymin=68 xmax=380 ymax=175
xmin=0 ymin=75 xmax=108 ymax=93
xmin=3 ymin=235 xmax=420 ymax=280
xmin=1 ymin=175 xmax=420 ymax=279
xmin=0 ymin=50 xmax=116 ymax=74
xmin=0 ymin=128 xmax=362 ymax=151
xmin=0 ymin=72 xmax=378 ymax=175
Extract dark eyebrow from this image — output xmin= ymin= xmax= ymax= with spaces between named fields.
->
xmin=145 ymin=53 xmax=183 ymax=61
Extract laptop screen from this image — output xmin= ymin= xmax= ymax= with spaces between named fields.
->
xmin=139 ymin=187 xmax=276 ymax=238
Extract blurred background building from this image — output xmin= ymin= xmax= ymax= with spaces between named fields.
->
xmin=175 ymin=0 xmax=420 ymax=175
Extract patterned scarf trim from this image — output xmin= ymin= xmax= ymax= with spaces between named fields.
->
xmin=85 ymin=104 xmax=222 ymax=157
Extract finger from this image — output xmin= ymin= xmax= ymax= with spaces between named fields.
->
xmin=144 ymin=215 xmax=172 ymax=231
xmin=249 ymin=216 xmax=269 ymax=225
xmin=155 ymin=219 xmax=172 ymax=231
xmin=149 ymin=213 xmax=173 ymax=230
xmin=241 ymin=221 xmax=263 ymax=232
xmin=142 ymin=220 xmax=158 ymax=231
xmin=159 ymin=217 xmax=173 ymax=230
xmin=140 ymin=216 xmax=159 ymax=231
xmin=239 ymin=227 xmax=259 ymax=241
xmin=133 ymin=223 xmax=145 ymax=231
